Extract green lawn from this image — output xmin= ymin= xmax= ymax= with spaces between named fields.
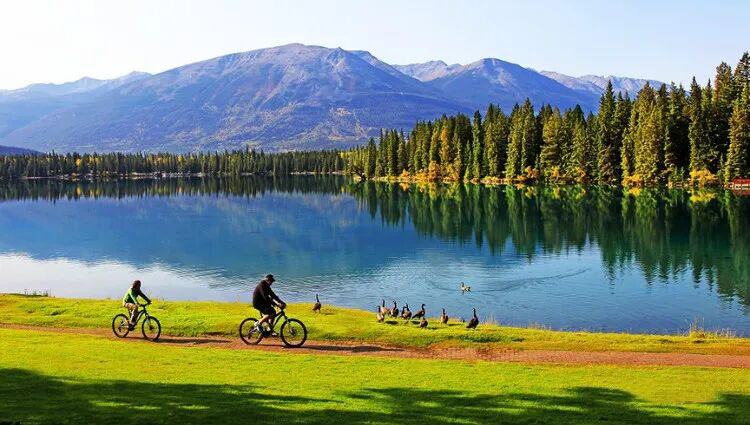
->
xmin=2 ymin=294 xmax=750 ymax=355
xmin=1 ymin=327 xmax=749 ymax=424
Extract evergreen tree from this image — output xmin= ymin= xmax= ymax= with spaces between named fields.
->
xmin=505 ymin=105 xmax=523 ymax=179
xmin=688 ymin=78 xmax=710 ymax=172
xmin=665 ymin=84 xmax=690 ymax=179
xmin=597 ymin=81 xmax=619 ymax=184
xmin=726 ymin=84 xmax=750 ymax=181
xmin=397 ymin=134 xmax=408 ymax=174
xmin=570 ymin=118 xmax=589 ymax=182
xmin=520 ymin=100 xmax=537 ymax=175
xmin=734 ymin=52 xmax=750 ymax=91
xmin=470 ymin=111 xmax=484 ymax=180
xmin=540 ymin=108 xmax=564 ymax=181
xmin=439 ymin=118 xmax=456 ymax=169
xmin=485 ymin=109 xmax=508 ymax=178
xmin=365 ymin=138 xmax=377 ymax=178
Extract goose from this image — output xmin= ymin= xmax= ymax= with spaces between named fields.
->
xmin=413 ymin=304 xmax=426 ymax=319
xmin=376 ymin=310 xmax=385 ymax=322
xmin=379 ymin=299 xmax=390 ymax=315
xmin=419 ymin=316 xmax=428 ymax=328
xmin=440 ymin=308 xmax=449 ymax=324
xmin=466 ymin=308 xmax=479 ymax=329
xmin=401 ymin=303 xmax=412 ymax=320
xmin=460 ymin=282 xmax=471 ymax=292
xmin=390 ymin=301 xmax=400 ymax=318
xmin=312 ymin=294 xmax=321 ymax=313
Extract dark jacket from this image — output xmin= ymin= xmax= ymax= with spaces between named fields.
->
xmin=252 ymin=279 xmax=281 ymax=307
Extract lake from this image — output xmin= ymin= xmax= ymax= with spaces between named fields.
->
xmin=1 ymin=177 xmax=749 ymax=335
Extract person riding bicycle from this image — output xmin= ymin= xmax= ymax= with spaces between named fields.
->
xmin=252 ymin=274 xmax=286 ymax=335
xmin=122 ymin=280 xmax=151 ymax=329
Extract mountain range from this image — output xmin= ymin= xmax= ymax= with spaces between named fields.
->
xmin=0 ymin=43 xmax=662 ymax=153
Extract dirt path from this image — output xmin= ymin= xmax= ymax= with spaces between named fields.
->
xmin=4 ymin=323 xmax=750 ymax=368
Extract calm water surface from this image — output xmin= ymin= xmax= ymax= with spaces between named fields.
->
xmin=1 ymin=177 xmax=749 ymax=335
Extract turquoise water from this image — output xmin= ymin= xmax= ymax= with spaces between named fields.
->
xmin=1 ymin=177 xmax=749 ymax=335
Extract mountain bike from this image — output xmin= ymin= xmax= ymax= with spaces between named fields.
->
xmin=112 ymin=303 xmax=162 ymax=341
xmin=239 ymin=307 xmax=307 ymax=347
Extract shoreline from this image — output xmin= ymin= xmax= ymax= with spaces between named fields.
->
xmin=3 ymin=172 xmax=747 ymax=192
xmin=2 ymin=294 xmax=748 ymax=356
xmin=366 ymin=174 xmax=749 ymax=191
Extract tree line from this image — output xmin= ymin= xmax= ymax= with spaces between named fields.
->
xmin=345 ymin=53 xmax=750 ymax=186
xmin=0 ymin=150 xmax=345 ymax=179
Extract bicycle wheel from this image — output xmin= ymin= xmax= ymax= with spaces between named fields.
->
xmin=141 ymin=316 xmax=161 ymax=341
xmin=239 ymin=317 xmax=264 ymax=345
xmin=112 ymin=314 xmax=131 ymax=338
xmin=280 ymin=318 xmax=307 ymax=348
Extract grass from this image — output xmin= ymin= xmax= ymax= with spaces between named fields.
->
xmin=2 ymin=327 xmax=750 ymax=424
xmin=2 ymin=294 xmax=750 ymax=355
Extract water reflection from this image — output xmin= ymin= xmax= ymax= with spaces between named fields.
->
xmin=0 ymin=177 xmax=748 ymax=333
xmin=347 ymin=182 xmax=750 ymax=308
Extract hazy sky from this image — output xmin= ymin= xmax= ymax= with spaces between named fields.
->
xmin=1 ymin=0 xmax=748 ymax=90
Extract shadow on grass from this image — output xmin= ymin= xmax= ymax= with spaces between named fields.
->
xmin=154 ymin=337 xmax=232 ymax=345
xmin=1 ymin=368 xmax=749 ymax=424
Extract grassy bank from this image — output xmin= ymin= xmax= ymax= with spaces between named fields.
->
xmin=2 ymin=294 xmax=750 ymax=355
xmin=2 ymin=327 xmax=750 ymax=424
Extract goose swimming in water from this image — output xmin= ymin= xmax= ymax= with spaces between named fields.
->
xmin=460 ymin=282 xmax=471 ymax=292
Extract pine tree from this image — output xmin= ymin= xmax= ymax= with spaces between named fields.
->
xmin=621 ymin=102 xmax=638 ymax=181
xmin=439 ymin=118 xmax=456 ymax=169
xmin=470 ymin=111 xmax=484 ymax=180
xmin=597 ymin=81 xmax=619 ymax=184
xmin=429 ymin=120 xmax=441 ymax=166
xmin=485 ymin=109 xmax=508 ymax=178
xmin=637 ymin=106 xmax=664 ymax=185
xmin=505 ymin=105 xmax=523 ymax=179
xmin=734 ymin=52 xmax=750 ymax=91
xmin=585 ymin=113 xmax=599 ymax=181
xmin=688 ymin=78 xmax=710 ymax=172
xmin=519 ymin=99 xmax=537 ymax=174
xmin=365 ymin=138 xmax=377 ymax=178
xmin=726 ymin=84 xmax=750 ymax=181
xmin=570 ymin=118 xmax=589 ymax=182
xmin=665 ymin=84 xmax=690 ymax=180
xmin=540 ymin=108 xmax=564 ymax=181
xmin=397 ymin=134 xmax=408 ymax=174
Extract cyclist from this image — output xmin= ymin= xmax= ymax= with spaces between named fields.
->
xmin=252 ymin=274 xmax=286 ymax=335
xmin=122 ymin=280 xmax=151 ymax=329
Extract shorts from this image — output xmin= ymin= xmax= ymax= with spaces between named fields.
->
xmin=254 ymin=303 xmax=276 ymax=316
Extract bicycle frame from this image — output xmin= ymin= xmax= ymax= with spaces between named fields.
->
xmin=266 ymin=309 xmax=287 ymax=331
xmin=132 ymin=304 xmax=151 ymax=324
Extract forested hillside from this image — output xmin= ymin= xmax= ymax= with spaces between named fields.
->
xmin=346 ymin=53 xmax=750 ymax=186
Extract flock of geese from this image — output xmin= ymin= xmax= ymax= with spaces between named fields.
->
xmin=311 ymin=281 xmax=480 ymax=330
xmin=376 ymin=300 xmax=479 ymax=329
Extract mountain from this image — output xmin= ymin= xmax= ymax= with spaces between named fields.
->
xmin=0 ymin=145 xmax=38 ymax=155
xmin=1 ymin=44 xmax=466 ymax=153
xmin=1 ymin=71 xmax=150 ymax=100
xmin=541 ymin=71 xmax=663 ymax=98
xmin=393 ymin=60 xmax=462 ymax=81
xmin=416 ymin=58 xmax=601 ymax=112
xmin=0 ymin=44 xmax=662 ymax=153
xmin=0 ymin=71 xmax=150 ymax=139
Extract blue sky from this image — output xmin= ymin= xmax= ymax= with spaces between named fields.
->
xmin=1 ymin=0 xmax=748 ymax=89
